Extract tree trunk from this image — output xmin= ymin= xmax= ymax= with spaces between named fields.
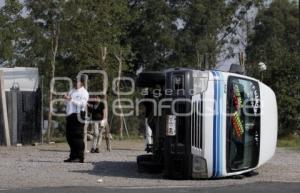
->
xmin=99 ymin=47 xmax=108 ymax=121
xmin=99 ymin=46 xmax=111 ymax=149
xmin=47 ymin=24 xmax=60 ymax=143
xmin=114 ymin=50 xmax=124 ymax=140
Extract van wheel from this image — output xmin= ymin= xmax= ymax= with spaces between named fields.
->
xmin=137 ymin=155 xmax=163 ymax=174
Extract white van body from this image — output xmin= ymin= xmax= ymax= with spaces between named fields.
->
xmin=191 ymin=70 xmax=278 ymax=178
xmin=137 ymin=68 xmax=278 ymax=179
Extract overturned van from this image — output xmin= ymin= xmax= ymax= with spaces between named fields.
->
xmin=136 ymin=67 xmax=278 ymax=179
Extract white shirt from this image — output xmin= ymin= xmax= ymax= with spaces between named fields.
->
xmin=65 ymin=87 xmax=89 ymax=116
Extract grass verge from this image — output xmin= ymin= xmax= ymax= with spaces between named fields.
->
xmin=277 ymin=135 xmax=300 ymax=150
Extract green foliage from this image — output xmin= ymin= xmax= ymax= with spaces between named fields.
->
xmin=129 ymin=0 xmax=263 ymax=71
xmin=23 ymin=0 xmax=66 ymax=71
xmin=60 ymin=0 xmax=131 ymax=74
xmin=246 ymin=0 xmax=300 ymax=136
xmin=0 ymin=0 xmax=24 ymax=65
xmin=128 ymin=0 xmax=177 ymax=70
xmin=0 ymin=0 xmax=298 ymax=138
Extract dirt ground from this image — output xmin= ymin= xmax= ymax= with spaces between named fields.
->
xmin=0 ymin=140 xmax=299 ymax=189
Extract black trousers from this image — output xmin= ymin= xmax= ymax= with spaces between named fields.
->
xmin=66 ymin=112 xmax=85 ymax=160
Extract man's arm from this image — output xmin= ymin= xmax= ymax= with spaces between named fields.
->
xmin=64 ymin=90 xmax=72 ymax=105
xmin=71 ymin=91 xmax=89 ymax=109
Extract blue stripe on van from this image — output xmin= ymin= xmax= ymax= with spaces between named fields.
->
xmin=212 ymin=71 xmax=223 ymax=177
xmin=212 ymin=71 xmax=217 ymax=177
xmin=216 ymin=71 xmax=220 ymax=177
xmin=217 ymin=71 xmax=224 ymax=177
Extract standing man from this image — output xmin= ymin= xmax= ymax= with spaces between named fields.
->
xmin=88 ymin=95 xmax=106 ymax=153
xmin=64 ymin=75 xmax=89 ymax=163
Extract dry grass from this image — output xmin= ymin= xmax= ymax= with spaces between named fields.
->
xmin=277 ymin=135 xmax=300 ymax=150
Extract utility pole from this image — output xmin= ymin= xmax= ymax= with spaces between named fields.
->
xmin=0 ymin=70 xmax=11 ymax=147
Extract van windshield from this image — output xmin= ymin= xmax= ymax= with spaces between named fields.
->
xmin=226 ymin=77 xmax=260 ymax=172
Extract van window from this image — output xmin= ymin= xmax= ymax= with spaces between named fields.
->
xmin=226 ymin=77 xmax=260 ymax=172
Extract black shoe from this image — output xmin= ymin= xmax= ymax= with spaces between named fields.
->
xmin=95 ymin=148 xmax=100 ymax=153
xmin=64 ymin=158 xmax=84 ymax=163
xmin=70 ymin=158 xmax=84 ymax=163
xmin=90 ymin=148 xmax=95 ymax=153
xmin=64 ymin=158 xmax=73 ymax=162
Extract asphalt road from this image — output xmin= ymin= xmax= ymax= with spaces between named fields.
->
xmin=1 ymin=141 xmax=300 ymax=190
xmin=0 ymin=182 xmax=299 ymax=193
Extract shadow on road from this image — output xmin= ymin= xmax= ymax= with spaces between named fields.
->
xmin=72 ymin=161 xmax=162 ymax=179
xmin=39 ymin=149 xmax=69 ymax=153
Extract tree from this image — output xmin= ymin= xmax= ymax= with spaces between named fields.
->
xmin=62 ymin=0 xmax=132 ymax=138
xmin=246 ymin=0 xmax=300 ymax=135
xmin=128 ymin=0 xmax=177 ymax=71
xmin=25 ymin=0 xmax=67 ymax=142
xmin=129 ymin=0 xmax=263 ymax=71
xmin=0 ymin=0 xmax=24 ymax=66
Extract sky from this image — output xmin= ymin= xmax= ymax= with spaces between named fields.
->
xmin=0 ymin=0 xmax=4 ymax=7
